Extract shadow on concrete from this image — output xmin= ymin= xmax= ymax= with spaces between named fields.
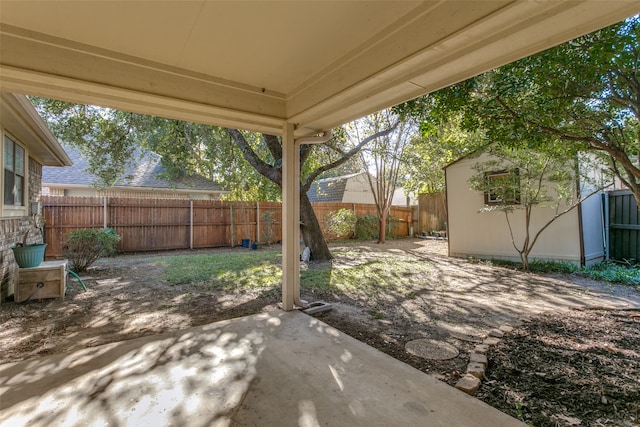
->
xmin=1 ymin=313 xmax=272 ymax=426
xmin=1 ymin=311 xmax=522 ymax=426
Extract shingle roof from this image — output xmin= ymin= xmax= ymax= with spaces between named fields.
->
xmin=42 ymin=145 xmax=227 ymax=193
xmin=306 ymin=172 xmax=363 ymax=203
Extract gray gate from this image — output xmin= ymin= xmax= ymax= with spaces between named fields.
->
xmin=608 ymin=189 xmax=640 ymax=262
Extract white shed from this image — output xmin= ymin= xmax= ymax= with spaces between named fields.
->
xmin=445 ymin=152 xmax=608 ymax=266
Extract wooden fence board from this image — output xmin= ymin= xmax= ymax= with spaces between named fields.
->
xmin=418 ymin=192 xmax=447 ymax=233
xmin=42 ymin=196 xmax=415 ymax=258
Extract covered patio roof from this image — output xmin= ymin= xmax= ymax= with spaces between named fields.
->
xmin=1 ymin=1 xmax=638 ymax=137
xmin=1 ymin=1 xmax=638 ymax=311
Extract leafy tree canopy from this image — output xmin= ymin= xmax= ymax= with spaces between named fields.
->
xmin=400 ymin=113 xmax=484 ymax=195
xmin=31 ymin=97 xmax=359 ymax=201
xmin=399 ymin=17 xmax=639 ymax=202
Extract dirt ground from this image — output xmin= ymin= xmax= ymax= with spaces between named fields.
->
xmin=1 ymin=238 xmax=639 ymax=426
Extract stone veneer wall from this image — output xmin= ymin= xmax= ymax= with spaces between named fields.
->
xmin=0 ymin=157 xmax=44 ymax=302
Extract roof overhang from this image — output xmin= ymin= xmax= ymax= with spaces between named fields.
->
xmin=1 ymin=1 xmax=638 ymax=136
xmin=0 ymin=92 xmax=72 ymax=166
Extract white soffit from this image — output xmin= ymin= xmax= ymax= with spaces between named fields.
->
xmin=0 ymin=1 xmax=638 ymax=136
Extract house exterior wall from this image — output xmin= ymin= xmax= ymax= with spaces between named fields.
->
xmin=446 ymin=153 xmax=584 ymax=265
xmin=44 ymin=186 xmax=220 ymax=200
xmin=1 ymin=157 xmax=44 ymax=301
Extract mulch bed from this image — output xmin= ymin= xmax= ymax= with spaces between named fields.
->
xmin=476 ymin=309 xmax=640 ymax=426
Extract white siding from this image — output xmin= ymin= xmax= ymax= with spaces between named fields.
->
xmin=342 ymin=174 xmax=376 ymax=204
xmin=45 ymin=186 xmax=218 ymax=200
xmin=342 ymin=174 xmax=411 ymax=206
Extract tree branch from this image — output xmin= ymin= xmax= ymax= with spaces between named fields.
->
xmin=301 ymin=122 xmax=399 ymax=191
xmin=263 ymin=134 xmax=282 ymax=161
xmin=227 ymin=128 xmax=281 ymax=185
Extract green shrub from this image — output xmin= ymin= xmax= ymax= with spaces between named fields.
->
xmin=324 ymin=209 xmax=357 ymax=240
xmin=355 ymin=214 xmax=400 ymax=240
xmin=98 ymin=228 xmax=120 ymax=256
xmin=64 ymin=228 xmax=121 ymax=272
xmin=585 ymin=262 xmax=640 ymax=286
xmin=487 ymin=258 xmax=640 ymax=288
xmin=356 ymin=214 xmax=379 ymax=240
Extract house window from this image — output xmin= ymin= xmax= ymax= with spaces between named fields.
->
xmin=4 ymin=135 xmax=25 ymax=207
xmin=484 ymin=169 xmax=520 ymax=205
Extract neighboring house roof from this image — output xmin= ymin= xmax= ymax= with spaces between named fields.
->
xmin=307 ymin=172 xmax=363 ymax=203
xmin=42 ymin=145 xmax=227 ymax=194
xmin=1 ymin=93 xmax=71 ymax=167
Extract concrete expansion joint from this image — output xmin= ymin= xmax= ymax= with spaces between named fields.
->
xmin=454 ymin=324 xmax=514 ymax=395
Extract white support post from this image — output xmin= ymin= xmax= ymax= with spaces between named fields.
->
xmin=281 ymin=122 xmax=298 ymax=311
xmin=103 ymin=196 xmax=107 ymax=229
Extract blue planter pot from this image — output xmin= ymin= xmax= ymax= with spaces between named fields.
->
xmin=12 ymin=244 xmax=47 ymax=268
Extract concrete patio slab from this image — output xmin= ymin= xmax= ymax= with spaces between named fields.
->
xmin=0 ymin=311 xmax=523 ymax=426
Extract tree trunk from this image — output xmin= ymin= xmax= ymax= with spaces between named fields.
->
xmin=520 ymin=251 xmax=530 ymax=272
xmin=300 ymin=192 xmax=333 ymax=260
xmin=378 ymin=211 xmax=387 ymax=243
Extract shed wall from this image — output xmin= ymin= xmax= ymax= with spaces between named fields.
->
xmin=446 ymin=154 xmax=583 ymax=264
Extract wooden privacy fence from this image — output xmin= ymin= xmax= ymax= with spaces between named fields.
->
xmin=418 ymin=192 xmax=447 ymax=233
xmin=42 ymin=196 xmax=412 ymax=258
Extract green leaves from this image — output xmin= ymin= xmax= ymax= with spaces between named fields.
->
xmin=399 ymin=16 xmax=640 ymax=212
xmin=401 ymin=113 xmax=484 ymax=195
xmin=31 ymin=97 xmax=140 ymax=189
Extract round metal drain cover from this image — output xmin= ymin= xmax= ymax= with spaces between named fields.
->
xmin=405 ymin=339 xmax=459 ymax=360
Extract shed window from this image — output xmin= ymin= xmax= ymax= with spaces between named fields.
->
xmin=4 ymin=135 xmax=25 ymax=206
xmin=484 ymin=169 xmax=520 ymax=205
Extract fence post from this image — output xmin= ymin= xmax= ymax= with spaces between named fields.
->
xmin=230 ymin=204 xmax=235 ymax=248
xmin=190 ymin=200 xmax=193 ymax=250
xmin=103 ymin=196 xmax=107 ymax=229
xmin=256 ymin=202 xmax=260 ymax=244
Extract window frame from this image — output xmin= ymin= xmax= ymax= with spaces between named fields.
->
xmin=483 ymin=169 xmax=521 ymax=206
xmin=2 ymin=132 xmax=28 ymax=217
